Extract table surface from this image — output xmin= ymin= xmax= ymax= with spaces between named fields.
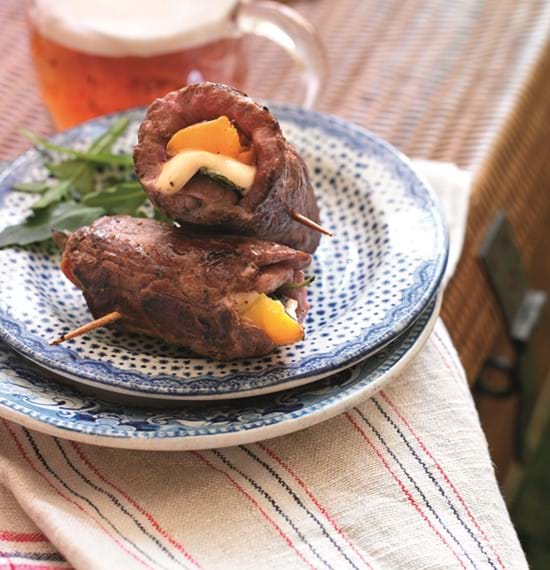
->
xmin=1 ymin=0 xmax=550 ymax=379
xmin=1 ymin=0 xmax=546 ymax=166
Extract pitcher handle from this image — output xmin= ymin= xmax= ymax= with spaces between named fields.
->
xmin=234 ymin=0 xmax=327 ymax=109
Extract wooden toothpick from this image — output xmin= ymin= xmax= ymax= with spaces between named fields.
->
xmin=289 ymin=211 xmax=333 ymax=237
xmin=49 ymin=311 xmax=123 ymax=346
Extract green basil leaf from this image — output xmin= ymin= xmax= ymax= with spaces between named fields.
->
xmin=22 ymin=117 xmax=129 ymax=157
xmin=199 ymin=167 xmax=244 ymax=194
xmin=31 ymin=181 xmax=71 ymax=210
xmin=4 ymin=119 xmax=132 ymax=246
xmin=48 ymin=202 xmax=106 ymax=233
xmin=28 ymin=136 xmax=133 ymax=166
xmin=72 ymin=151 xmax=132 ymax=167
xmin=46 ymin=161 xmax=96 ymax=195
xmin=82 ymin=182 xmax=146 ymax=215
xmin=46 ymin=160 xmax=84 ymax=179
xmin=12 ymin=181 xmax=51 ymax=194
xmin=87 ymin=117 xmax=129 ymax=154
xmin=0 ymin=201 xmax=105 ymax=247
xmin=152 ymin=209 xmax=172 ymax=223
xmin=24 ymin=117 xmax=130 ymax=198
xmin=280 ymin=276 xmax=316 ymax=289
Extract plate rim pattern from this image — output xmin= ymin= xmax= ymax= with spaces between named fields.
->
xmin=0 ymin=297 xmax=440 ymax=450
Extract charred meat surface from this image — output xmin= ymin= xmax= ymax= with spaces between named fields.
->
xmin=59 ymin=216 xmax=312 ymax=360
xmin=134 ymin=82 xmax=321 ymax=253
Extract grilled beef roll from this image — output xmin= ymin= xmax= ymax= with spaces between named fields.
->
xmin=57 ymin=216 xmax=312 ymax=360
xmin=133 ymin=82 xmax=321 ymax=254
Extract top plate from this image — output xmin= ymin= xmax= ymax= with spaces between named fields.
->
xmin=0 ymin=297 xmax=439 ymax=450
xmin=0 ymin=105 xmax=448 ymax=400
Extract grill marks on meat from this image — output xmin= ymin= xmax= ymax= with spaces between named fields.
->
xmin=134 ymin=82 xmax=321 ymax=253
xmin=60 ymin=216 xmax=312 ymax=360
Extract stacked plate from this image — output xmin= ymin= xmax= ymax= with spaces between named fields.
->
xmin=0 ymin=106 xmax=448 ymax=450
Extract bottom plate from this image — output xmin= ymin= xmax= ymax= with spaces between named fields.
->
xmin=0 ymin=296 xmax=440 ymax=450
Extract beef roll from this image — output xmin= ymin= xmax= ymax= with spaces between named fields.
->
xmin=133 ymin=82 xmax=321 ymax=254
xmin=56 ymin=216 xmax=313 ymax=360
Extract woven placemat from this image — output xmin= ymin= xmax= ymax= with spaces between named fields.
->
xmin=1 ymin=0 xmax=549 ymax=380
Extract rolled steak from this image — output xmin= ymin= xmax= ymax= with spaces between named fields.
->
xmin=134 ymin=82 xmax=321 ymax=254
xmin=57 ymin=216 xmax=312 ymax=360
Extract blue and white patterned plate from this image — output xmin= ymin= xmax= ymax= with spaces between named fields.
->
xmin=0 ymin=296 xmax=439 ymax=450
xmin=0 ymin=106 xmax=447 ymax=400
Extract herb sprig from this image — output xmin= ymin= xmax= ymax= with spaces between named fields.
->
xmin=0 ymin=119 xmax=154 ymax=248
xmin=281 ymin=276 xmax=316 ymax=289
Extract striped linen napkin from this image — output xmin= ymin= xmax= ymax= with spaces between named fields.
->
xmin=0 ymin=162 xmax=528 ymax=569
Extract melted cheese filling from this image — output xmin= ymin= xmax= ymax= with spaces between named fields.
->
xmin=156 ymin=150 xmax=256 ymax=194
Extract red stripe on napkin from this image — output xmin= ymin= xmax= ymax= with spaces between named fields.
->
xmin=2 ymin=421 xmax=155 ymax=570
xmin=257 ymin=443 xmax=373 ymax=570
xmin=379 ymin=391 xmax=506 ymax=569
xmin=345 ymin=412 xmax=468 ymax=570
xmin=0 ymin=533 xmax=48 ymax=544
xmin=69 ymin=442 xmax=202 ymax=569
xmin=192 ymin=451 xmax=316 ymax=570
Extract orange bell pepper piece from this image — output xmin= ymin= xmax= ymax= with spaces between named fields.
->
xmin=166 ymin=116 xmax=255 ymax=165
xmin=235 ymin=147 xmax=256 ymax=165
xmin=241 ymin=294 xmax=304 ymax=345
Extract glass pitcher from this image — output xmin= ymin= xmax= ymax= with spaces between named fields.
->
xmin=29 ymin=0 xmax=326 ymax=129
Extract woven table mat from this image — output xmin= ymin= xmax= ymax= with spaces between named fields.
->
xmin=1 ymin=0 xmax=550 ymax=380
